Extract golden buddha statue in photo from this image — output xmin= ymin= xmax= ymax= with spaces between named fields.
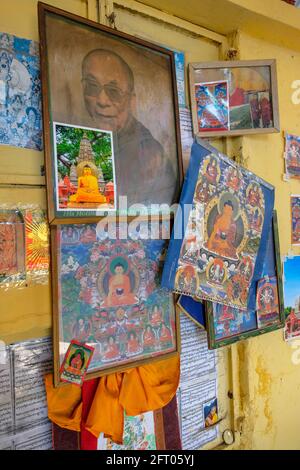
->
xmin=69 ymin=164 xmax=107 ymax=204
xmin=68 ymin=133 xmax=107 ymax=207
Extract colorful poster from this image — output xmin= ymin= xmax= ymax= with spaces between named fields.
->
xmin=0 ymin=32 xmax=42 ymax=150
xmin=212 ymin=304 xmax=257 ymax=341
xmin=57 ymin=222 xmax=177 ymax=373
xmin=195 ymin=81 xmax=229 ymax=132
xmin=256 ymin=276 xmax=280 ymax=328
xmin=59 ymin=340 xmax=94 ymax=386
xmin=283 ymin=256 xmax=300 ymax=341
xmin=166 ymin=144 xmax=274 ymax=311
xmin=0 ymin=210 xmax=25 ymax=286
xmin=203 ymin=398 xmax=218 ymax=428
xmin=98 ymin=412 xmax=156 ymax=450
xmin=291 ymin=195 xmax=300 ymax=245
xmin=24 ymin=208 xmax=49 ymax=280
xmin=284 ymin=133 xmax=300 ymax=179
xmin=53 ymin=122 xmax=116 ymax=213
xmin=174 ymin=51 xmax=185 ymax=108
xmin=228 ymin=66 xmax=273 ymax=130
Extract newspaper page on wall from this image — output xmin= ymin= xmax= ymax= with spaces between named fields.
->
xmin=177 ymin=313 xmax=220 ymax=450
xmin=0 ymin=337 xmax=53 ymax=450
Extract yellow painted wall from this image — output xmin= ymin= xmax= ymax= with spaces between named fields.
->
xmin=1 ymin=0 xmax=300 ymax=450
xmin=0 ymin=0 xmax=87 ymax=344
xmin=231 ymin=31 xmax=300 ymax=450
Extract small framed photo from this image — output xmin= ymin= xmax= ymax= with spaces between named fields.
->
xmin=205 ymin=211 xmax=285 ymax=349
xmin=59 ymin=340 xmax=94 ymax=386
xmin=51 ymin=220 xmax=179 ymax=386
xmin=0 ymin=210 xmax=25 ymax=286
xmin=203 ymin=398 xmax=218 ymax=428
xmin=189 ymin=60 xmax=280 ymax=137
xmin=291 ymin=195 xmax=300 ymax=245
xmin=38 ymin=3 xmax=182 ymax=223
xmin=284 ymin=133 xmax=300 ymax=179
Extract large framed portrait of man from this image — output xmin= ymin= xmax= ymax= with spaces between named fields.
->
xmin=38 ymin=3 xmax=183 ymax=223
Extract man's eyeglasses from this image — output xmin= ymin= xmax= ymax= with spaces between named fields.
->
xmin=82 ymin=78 xmax=130 ymax=103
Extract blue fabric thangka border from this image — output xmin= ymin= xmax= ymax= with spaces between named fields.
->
xmin=161 ymin=139 xmax=275 ymax=311
xmin=0 ymin=32 xmax=42 ymax=151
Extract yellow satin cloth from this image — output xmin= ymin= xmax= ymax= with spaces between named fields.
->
xmin=45 ymin=354 xmax=180 ymax=444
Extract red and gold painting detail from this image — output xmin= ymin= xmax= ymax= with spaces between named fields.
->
xmin=256 ymin=276 xmax=280 ymax=328
xmin=0 ymin=210 xmax=25 ymax=284
xmin=24 ymin=208 xmax=50 ymax=278
xmin=175 ymin=153 xmax=266 ymax=310
xmin=285 ymin=133 xmax=300 ymax=179
xmin=59 ymin=340 xmax=94 ymax=386
xmin=57 ymin=223 xmax=177 ymax=375
xmin=291 ymin=195 xmax=300 ymax=246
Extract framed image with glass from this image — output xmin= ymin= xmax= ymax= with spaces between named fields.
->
xmin=189 ymin=59 xmax=280 ymax=138
xmin=38 ymin=2 xmax=183 ymax=224
xmin=51 ymin=220 xmax=179 ymax=386
xmin=205 ymin=211 xmax=284 ymax=349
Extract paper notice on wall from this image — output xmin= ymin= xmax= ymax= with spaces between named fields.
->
xmin=0 ymin=435 xmax=14 ymax=450
xmin=0 ymin=348 xmax=13 ymax=434
xmin=178 ymin=314 xmax=218 ymax=450
xmin=180 ymin=312 xmax=216 ymax=385
xmin=179 ymin=108 xmax=194 ymax=173
xmin=178 ymin=378 xmax=218 ymax=450
xmin=12 ymin=338 xmax=52 ymax=429
xmin=14 ymin=423 xmax=53 ymax=450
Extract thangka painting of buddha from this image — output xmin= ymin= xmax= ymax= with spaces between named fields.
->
xmin=54 ymin=222 xmax=178 ymax=379
xmin=173 ymin=150 xmax=272 ymax=310
xmin=54 ymin=122 xmax=116 ymax=217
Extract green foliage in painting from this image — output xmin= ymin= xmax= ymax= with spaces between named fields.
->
xmin=284 ymin=306 xmax=292 ymax=318
xmin=55 ymin=125 xmax=113 ymax=181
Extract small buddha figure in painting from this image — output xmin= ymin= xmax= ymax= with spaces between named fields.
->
xmin=69 ymin=165 xmax=107 ymax=204
xmin=103 ymin=258 xmax=138 ymax=307
xmin=206 ymin=200 xmax=238 ymax=259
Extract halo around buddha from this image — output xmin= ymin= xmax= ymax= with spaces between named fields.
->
xmin=109 ymin=256 xmax=129 ymax=274
xmin=218 ymin=192 xmax=240 ymax=221
xmin=76 ymin=160 xmax=99 ymax=177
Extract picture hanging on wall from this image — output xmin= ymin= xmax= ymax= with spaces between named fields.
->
xmin=283 ymin=256 xmax=300 ymax=341
xmin=38 ymin=3 xmax=183 ymax=223
xmin=291 ymin=195 xmax=300 ymax=245
xmin=0 ymin=32 xmax=42 ymax=151
xmin=0 ymin=209 xmax=25 ymax=286
xmin=51 ymin=220 xmax=179 ymax=386
xmin=284 ymin=133 xmax=300 ymax=179
xmin=189 ymin=60 xmax=280 ymax=138
xmin=205 ymin=211 xmax=285 ymax=349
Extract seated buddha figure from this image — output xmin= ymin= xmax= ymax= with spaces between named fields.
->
xmin=206 ymin=201 xmax=238 ymax=259
xmin=143 ymin=325 xmax=156 ymax=349
xmin=69 ymin=165 xmax=107 ymax=204
xmin=103 ymin=262 xmax=138 ymax=307
xmin=104 ymin=336 xmax=120 ymax=360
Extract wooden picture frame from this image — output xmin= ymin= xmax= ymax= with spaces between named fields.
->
xmin=38 ymin=2 xmax=183 ymax=224
xmin=189 ymin=59 xmax=280 ymax=138
xmin=205 ymin=211 xmax=284 ymax=349
xmin=50 ymin=221 xmax=180 ymax=386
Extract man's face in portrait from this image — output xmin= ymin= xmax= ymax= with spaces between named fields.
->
xmin=82 ymin=50 xmax=134 ymax=132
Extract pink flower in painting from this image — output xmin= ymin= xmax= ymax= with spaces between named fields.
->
xmin=90 ymin=249 xmax=101 ymax=262
xmin=75 ymin=266 xmax=84 ymax=280
xmin=136 ymin=249 xmax=145 ymax=259
xmin=79 ymin=277 xmax=88 ymax=288
xmin=80 ymin=288 xmax=92 ymax=304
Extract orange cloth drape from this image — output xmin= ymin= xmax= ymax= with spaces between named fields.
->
xmin=44 ymin=374 xmax=82 ymax=431
xmin=45 ymin=354 xmax=180 ymax=444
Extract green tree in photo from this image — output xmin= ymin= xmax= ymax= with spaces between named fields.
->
xmin=55 ymin=125 xmax=113 ymax=182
